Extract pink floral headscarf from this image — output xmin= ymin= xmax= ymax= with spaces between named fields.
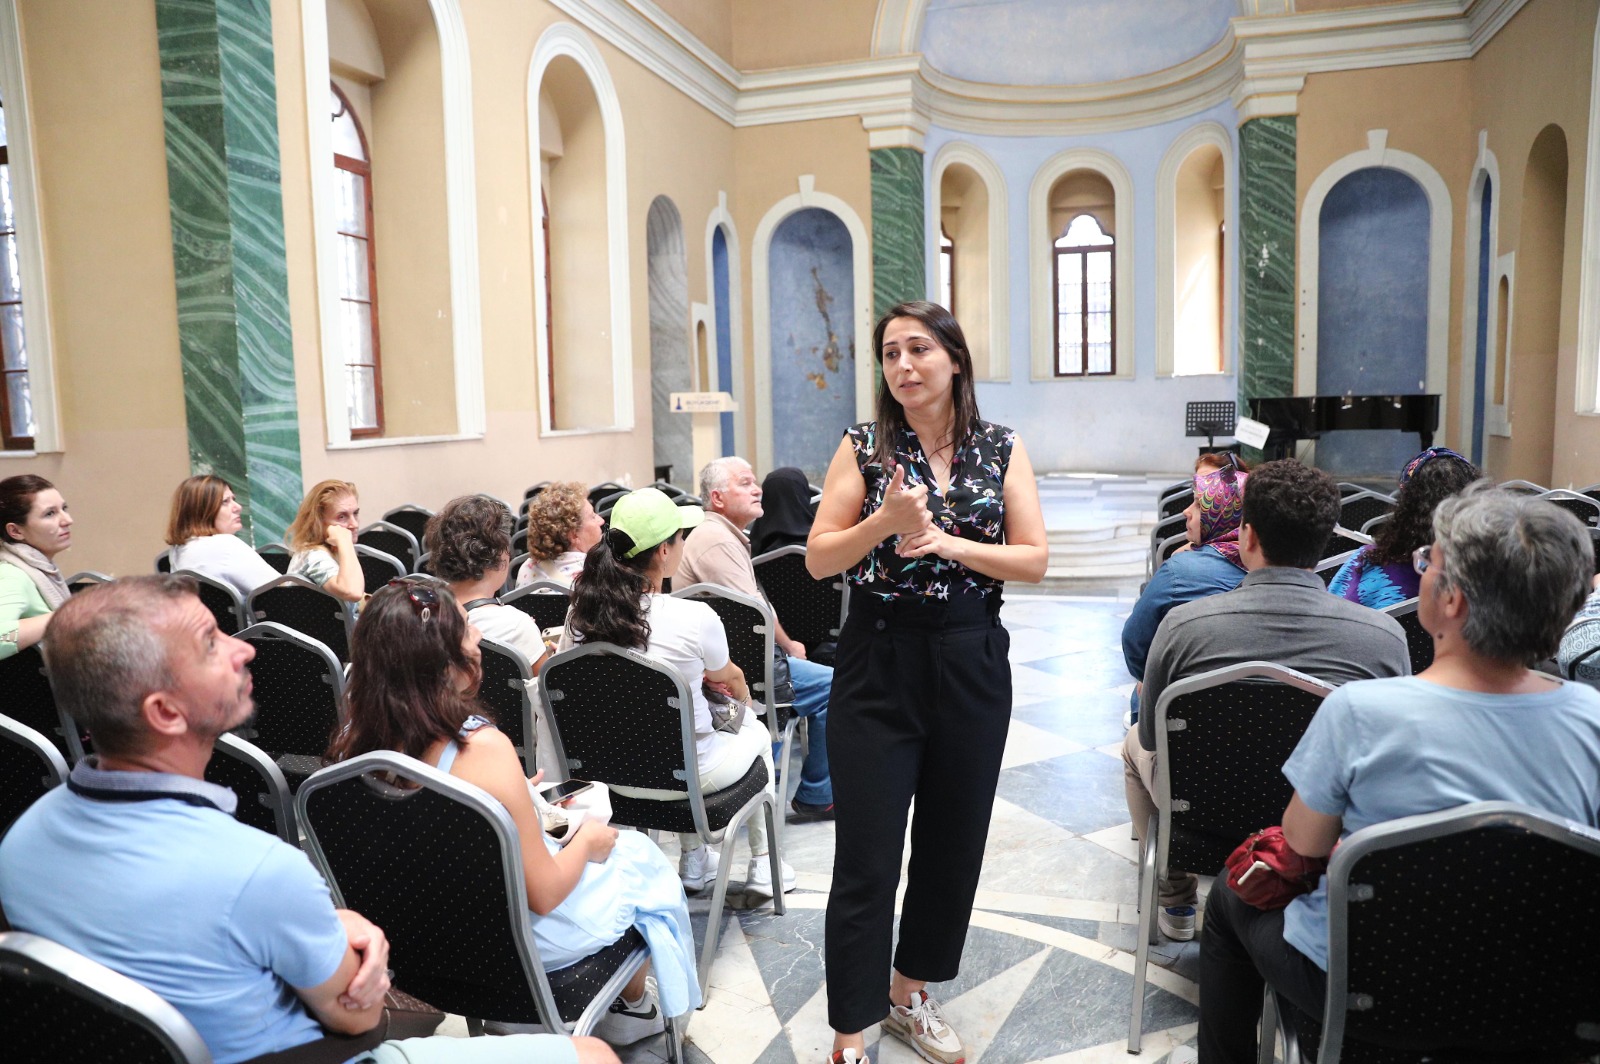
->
xmin=1194 ymin=463 xmax=1248 ymax=570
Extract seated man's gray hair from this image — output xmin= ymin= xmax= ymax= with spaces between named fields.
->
xmin=699 ymin=456 xmax=751 ymax=504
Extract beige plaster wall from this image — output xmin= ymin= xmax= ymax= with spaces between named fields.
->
xmin=731 ymin=0 xmax=877 ymax=70
xmin=9 ymin=0 xmax=190 ymax=578
xmin=941 ymin=163 xmax=991 ymax=378
xmin=655 ymin=0 xmax=732 ymax=65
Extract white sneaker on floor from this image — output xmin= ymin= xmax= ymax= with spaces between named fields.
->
xmin=882 ymin=989 xmax=964 ymax=1064
xmin=1165 ymin=1047 xmax=1197 ymax=1064
xmin=826 ymin=1050 xmax=870 ymax=1064
xmin=679 ymin=845 xmax=719 ymax=892
xmin=592 ymin=977 xmax=666 ymax=1046
xmin=744 ymin=854 xmax=796 ymax=897
xmin=1158 ymin=904 xmax=1197 ymax=942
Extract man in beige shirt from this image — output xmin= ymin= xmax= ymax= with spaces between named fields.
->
xmin=678 ymin=457 xmax=834 ymax=822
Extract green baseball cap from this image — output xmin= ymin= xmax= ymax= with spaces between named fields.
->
xmin=608 ymin=488 xmax=704 ymax=559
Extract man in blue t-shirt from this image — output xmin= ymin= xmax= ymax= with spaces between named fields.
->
xmin=1178 ymin=485 xmax=1600 ymax=1064
xmin=0 ymin=576 xmax=614 ymax=1064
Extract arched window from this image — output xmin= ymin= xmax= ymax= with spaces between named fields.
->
xmin=0 ymin=93 xmax=31 ymax=450
xmin=331 ymin=84 xmax=381 ymax=437
xmin=1053 ymin=213 xmax=1115 ymax=376
xmin=541 ymin=189 xmax=554 ymax=427
xmin=938 ymin=225 xmax=954 ymax=314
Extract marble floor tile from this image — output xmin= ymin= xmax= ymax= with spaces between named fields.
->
xmin=996 ymin=751 xmax=1130 ymax=837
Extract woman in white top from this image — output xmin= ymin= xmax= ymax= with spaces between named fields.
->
xmin=165 ymin=475 xmax=281 ymax=599
xmin=563 ymin=488 xmax=793 ymax=899
xmin=284 ymin=479 xmax=364 ymax=607
xmin=518 ymin=481 xmax=605 ymax=589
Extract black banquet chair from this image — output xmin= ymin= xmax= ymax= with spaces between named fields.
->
xmin=0 ymin=713 xmax=69 ymax=841
xmin=356 ymin=521 xmax=419 ymax=576
xmin=1337 ymin=490 xmax=1395 ymax=535
xmin=257 ymin=543 xmax=292 ymax=574
xmin=64 ymin=571 xmax=112 ymax=595
xmin=354 ymin=545 xmax=406 ymax=596
xmin=204 ymin=732 xmax=297 ymax=845
xmin=476 ymin=638 xmax=539 ymax=776
xmin=752 ymin=545 xmax=847 ymax=665
xmin=539 ymin=643 xmax=783 ymax=995
xmin=587 ymin=481 xmax=626 ymax=509
xmin=1265 ymin=802 xmax=1600 ymax=1064
xmin=296 ymin=752 xmax=680 ymax=1059
xmin=0 ymin=645 xmax=86 ymax=763
xmin=1381 ymin=597 xmax=1432 ymax=674
xmin=501 ymin=580 xmax=572 ymax=633
xmin=381 ymin=504 xmax=434 ymax=547
xmin=0 ymin=931 xmax=213 ymax=1064
xmin=247 ymin=575 xmax=352 ymax=664
xmin=235 ymin=621 xmax=347 ymax=793
xmin=173 ymin=570 xmax=246 ymax=635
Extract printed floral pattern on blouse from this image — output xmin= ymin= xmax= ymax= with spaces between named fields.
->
xmin=846 ymin=419 xmax=1014 ymax=601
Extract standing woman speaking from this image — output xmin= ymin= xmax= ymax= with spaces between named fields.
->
xmin=808 ymin=301 xmax=1047 ymax=1064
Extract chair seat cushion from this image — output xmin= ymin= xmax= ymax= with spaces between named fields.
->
xmin=608 ymin=759 xmax=770 ymax=835
xmin=547 ymin=927 xmax=647 ymax=1026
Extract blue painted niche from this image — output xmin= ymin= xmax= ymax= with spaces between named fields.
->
xmin=769 ymin=207 xmax=855 ymax=481
xmin=1315 ymin=166 xmax=1431 ymax=477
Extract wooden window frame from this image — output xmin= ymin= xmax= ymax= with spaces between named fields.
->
xmin=332 ymin=83 xmax=383 ymax=438
xmin=1052 ymin=216 xmax=1116 ymax=378
xmin=0 ymin=128 xmax=30 ymax=451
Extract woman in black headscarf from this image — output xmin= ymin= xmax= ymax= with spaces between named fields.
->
xmin=748 ymin=466 xmax=815 ymax=558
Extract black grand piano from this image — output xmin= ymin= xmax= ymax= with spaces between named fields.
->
xmin=1248 ymin=395 xmax=1440 ymax=461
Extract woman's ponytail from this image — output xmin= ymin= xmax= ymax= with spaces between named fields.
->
xmin=568 ymin=527 xmax=653 ymax=648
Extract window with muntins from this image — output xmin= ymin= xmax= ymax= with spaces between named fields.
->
xmin=938 ymin=224 xmax=954 ymax=315
xmin=1054 ymin=213 xmax=1114 ymax=376
xmin=331 ymin=84 xmax=382 ymax=437
xmin=0 ymin=96 xmax=30 ymax=450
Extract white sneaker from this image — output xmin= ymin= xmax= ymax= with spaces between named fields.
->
xmin=826 ymin=1050 xmax=870 ymax=1064
xmin=679 ymin=845 xmax=719 ymax=892
xmin=744 ymin=854 xmax=796 ymax=897
xmin=592 ymin=977 xmax=666 ymax=1046
xmin=1165 ymin=1047 xmax=1197 ymax=1064
xmin=882 ymin=990 xmax=964 ymax=1064
xmin=1158 ymin=904 xmax=1196 ymax=942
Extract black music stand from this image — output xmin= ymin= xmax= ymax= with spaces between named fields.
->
xmin=1185 ymin=401 xmax=1237 ymax=453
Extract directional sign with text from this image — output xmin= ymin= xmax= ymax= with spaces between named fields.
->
xmin=670 ymin=392 xmax=737 ymax=413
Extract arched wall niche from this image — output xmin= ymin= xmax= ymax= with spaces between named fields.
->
xmin=1156 ymin=121 xmax=1235 ymax=379
xmin=528 ymin=23 xmax=632 ymax=436
xmin=929 ymin=142 xmax=1008 ymax=381
xmin=1459 ymin=135 xmax=1502 ymax=464
xmin=646 ymin=195 xmax=692 ymax=487
xmin=705 ymin=193 xmax=742 ymax=458
xmin=303 ymin=0 xmax=483 ymax=448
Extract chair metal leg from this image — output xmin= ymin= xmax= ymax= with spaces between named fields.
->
xmin=1258 ymin=986 xmax=1278 ymax=1064
xmin=1128 ymin=813 xmax=1159 ymax=1054
xmin=696 ymin=827 xmax=740 ymax=1003
xmin=664 ymin=1012 xmax=684 ymax=1064
xmin=766 ymin=796 xmax=786 ymax=917
xmin=773 ymin=713 xmax=799 ymax=850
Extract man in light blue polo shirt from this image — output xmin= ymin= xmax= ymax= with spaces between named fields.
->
xmin=1181 ymin=485 xmax=1600 ymax=1064
xmin=0 ymin=575 xmax=614 ymax=1064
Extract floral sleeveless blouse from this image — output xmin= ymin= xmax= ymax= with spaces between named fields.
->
xmin=846 ymin=419 xmax=1015 ymax=601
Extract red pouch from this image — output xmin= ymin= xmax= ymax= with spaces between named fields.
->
xmin=1224 ymin=827 xmax=1329 ymax=910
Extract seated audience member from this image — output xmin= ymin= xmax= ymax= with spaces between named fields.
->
xmin=1122 ymin=454 xmax=1250 ymax=718
xmin=518 ymin=481 xmax=605 ymax=589
xmin=0 ymin=576 xmax=613 ymax=1064
xmin=1123 ymin=460 xmax=1409 ymax=943
xmin=0 ymin=474 xmax=71 ymax=660
xmin=427 ymin=494 xmax=548 ymax=668
xmin=564 ymin=488 xmax=794 ymax=897
xmin=328 ymin=580 xmax=699 ymax=1040
xmin=165 ymin=474 xmax=281 ymax=598
xmin=748 ymin=465 xmax=814 ymax=558
xmin=285 ymin=478 xmax=364 ymax=608
xmin=1559 ymin=570 xmax=1600 ymax=687
xmin=1328 ymin=447 xmax=1479 ymax=609
xmin=678 ymin=456 xmax=835 ymax=822
xmin=1183 ymin=485 xmax=1600 ymax=1064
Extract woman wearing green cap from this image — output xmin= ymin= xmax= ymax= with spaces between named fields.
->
xmin=564 ymin=487 xmax=793 ymax=899
xmin=807 ymin=301 xmax=1048 ymax=1064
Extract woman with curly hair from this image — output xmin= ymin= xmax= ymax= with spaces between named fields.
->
xmin=425 ymin=494 xmax=548 ymax=669
xmin=1328 ymin=447 xmax=1480 ymax=609
xmin=516 ymin=481 xmax=606 ymax=589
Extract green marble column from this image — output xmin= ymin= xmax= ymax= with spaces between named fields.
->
xmin=1238 ymin=116 xmax=1297 ymax=462
xmin=870 ymin=147 xmax=926 ymax=323
xmin=156 ymin=0 xmax=301 ymax=543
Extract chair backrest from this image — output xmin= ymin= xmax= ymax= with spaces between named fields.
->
xmin=0 ymin=645 xmax=85 ymax=763
xmin=356 ymin=521 xmax=419 ymax=574
xmin=1158 ymin=487 xmax=1194 ymax=521
xmin=172 ymin=570 xmax=245 ymax=635
xmin=248 ymin=575 xmax=352 ymax=663
xmin=354 ymin=545 xmax=406 ymax=595
xmin=257 ymin=543 xmax=292 ymax=574
xmin=1499 ymin=479 xmax=1547 ymax=495
xmin=1357 ymin=512 xmax=1391 ymax=536
xmin=673 ymin=583 xmax=777 ymax=713
xmin=1321 ymin=802 xmax=1600 ymax=1063
xmin=1154 ymin=662 xmax=1335 ymax=878
xmin=511 ymin=525 xmax=529 ymax=557
xmin=154 ymin=549 xmax=172 ymax=574
xmin=1314 ymin=549 xmax=1359 ymax=587
xmin=63 ymin=571 xmax=112 ymax=595
xmin=539 ymin=643 xmax=697 ymax=800
xmin=0 ymin=713 xmax=68 ymax=841
xmin=500 ymin=580 xmax=572 ymax=632
xmin=476 ymin=638 xmax=537 ymax=775
xmin=203 ymin=733 xmax=296 ymax=844
xmin=1148 ymin=513 xmax=1186 ymax=567
xmin=235 ymin=621 xmax=346 ymax=787
xmin=587 ymin=482 xmax=625 ymax=507
xmin=1381 ymin=597 xmax=1432 ymax=674
xmin=296 ymin=752 xmax=561 ymax=1026
xmin=594 ymin=489 xmax=628 ymax=519
xmin=524 ymin=481 xmax=550 ymax=502
xmin=752 ymin=545 xmax=846 ymax=652
xmin=1322 ymin=526 xmax=1373 ymax=560
xmin=0 ymin=931 xmax=213 ymax=1064
xmin=674 ymin=494 xmax=704 ymax=508
xmin=505 ymin=552 xmax=530 ymax=594
xmin=1338 ymin=491 xmax=1395 ymax=535
xmin=648 ymin=481 xmax=685 ymax=499
xmin=1537 ymin=489 xmax=1600 ymax=527
xmin=381 ymin=505 xmax=433 ymax=546
xmin=1153 ymin=532 xmax=1188 ymax=570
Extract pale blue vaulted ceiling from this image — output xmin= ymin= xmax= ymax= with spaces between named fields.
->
xmin=919 ymin=0 xmax=1236 ymax=87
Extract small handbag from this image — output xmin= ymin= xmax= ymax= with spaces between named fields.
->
xmin=702 ymin=682 xmax=750 ymax=734
xmin=1223 ymin=826 xmax=1329 ymax=910
xmin=770 ymin=646 xmax=795 ymax=706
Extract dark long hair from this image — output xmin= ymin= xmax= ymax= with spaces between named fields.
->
xmin=566 ymin=526 xmax=676 ymax=649
xmin=0 ymin=474 xmax=55 ymax=543
xmin=327 ymin=580 xmax=483 ymax=763
xmin=870 ymin=300 xmax=980 ymax=470
xmin=1368 ymin=454 xmax=1482 ymax=566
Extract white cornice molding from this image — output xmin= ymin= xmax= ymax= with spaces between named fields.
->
xmin=550 ymin=0 xmax=1532 ymax=138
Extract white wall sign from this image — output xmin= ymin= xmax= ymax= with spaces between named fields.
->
xmin=670 ymin=392 xmax=737 ymax=413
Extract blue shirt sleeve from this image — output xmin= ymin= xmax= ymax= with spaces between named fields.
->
xmin=1282 ymin=685 xmax=1358 ymax=817
xmin=229 ymin=842 xmax=349 ymax=991
xmin=1327 ymin=550 xmax=1361 ymax=599
xmin=1122 ymin=561 xmax=1182 ymax=680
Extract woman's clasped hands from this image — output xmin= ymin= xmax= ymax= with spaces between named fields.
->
xmin=881 ymin=462 xmax=960 ymax=563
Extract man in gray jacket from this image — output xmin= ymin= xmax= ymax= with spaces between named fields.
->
xmin=1122 ymin=459 xmax=1410 ymax=941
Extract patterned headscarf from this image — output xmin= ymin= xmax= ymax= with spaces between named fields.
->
xmin=1399 ymin=447 xmax=1474 ymax=487
xmin=1194 ymin=460 xmax=1248 ymax=570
